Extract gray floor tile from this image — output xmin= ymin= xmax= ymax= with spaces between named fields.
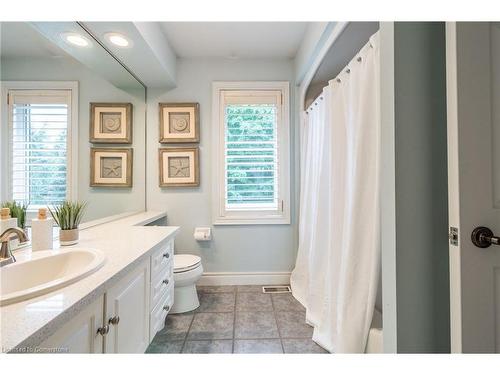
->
xmin=234 ymin=339 xmax=283 ymax=354
xmin=188 ymin=312 xmax=234 ymax=340
xmin=272 ymin=293 xmax=306 ymax=312
xmin=235 ymin=311 xmax=279 ymax=339
xmin=197 ymin=292 xmax=235 ymax=312
xmin=182 ymin=340 xmax=233 ymax=354
xmin=236 ymin=292 xmax=273 ymax=312
xmin=147 ymin=285 xmax=324 ymax=355
xmin=154 ymin=312 xmax=194 ymax=341
xmin=197 ymin=285 xmax=236 ymax=293
xmin=145 ymin=340 xmax=183 ymax=353
xmin=271 ymin=293 xmax=305 ymax=312
xmin=282 ymin=339 xmax=328 ymax=354
xmin=276 ymin=311 xmax=314 ymax=338
xmin=236 ymin=285 xmax=265 ymax=293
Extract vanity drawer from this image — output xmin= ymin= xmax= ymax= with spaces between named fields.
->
xmin=150 ymin=284 xmax=173 ymax=339
xmin=150 ymin=264 xmax=173 ymax=309
xmin=151 ymin=239 xmax=173 ymax=279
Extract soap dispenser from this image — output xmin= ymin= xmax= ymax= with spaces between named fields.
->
xmin=31 ymin=208 xmax=54 ymax=251
xmin=0 ymin=207 xmax=19 ymax=249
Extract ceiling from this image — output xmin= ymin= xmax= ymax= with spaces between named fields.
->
xmin=159 ymin=22 xmax=308 ymax=59
xmin=0 ymin=22 xmax=67 ymax=58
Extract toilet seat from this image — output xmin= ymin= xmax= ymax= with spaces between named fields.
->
xmin=174 ymin=254 xmax=201 ymax=273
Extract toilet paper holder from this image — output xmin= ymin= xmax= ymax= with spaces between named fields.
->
xmin=194 ymin=227 xmax=211 ymax=241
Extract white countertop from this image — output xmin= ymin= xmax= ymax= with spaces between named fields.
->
xmin=0 ymin=211 xmax=179 ymax=352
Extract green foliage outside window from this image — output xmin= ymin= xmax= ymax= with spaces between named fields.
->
xmin=225 ymin=104 xmax=277 ymax=205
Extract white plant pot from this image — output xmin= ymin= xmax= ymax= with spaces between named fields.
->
xmin=59 ymin=228 xmax=79 ymax=246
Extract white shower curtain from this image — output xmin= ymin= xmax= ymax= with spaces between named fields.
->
xmin=290 ymin=32 xmax=380 ymax=353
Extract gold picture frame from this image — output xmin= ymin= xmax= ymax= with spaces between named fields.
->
xmin=90 ymin=148 xmax=133 ymax=187
xmin=159 ymin=103 xmax=199 ymax=143
xmin=159 ymin=147 xmax=199 ymax=187
xmin=90 ymin=103 xmax=133 ymax=143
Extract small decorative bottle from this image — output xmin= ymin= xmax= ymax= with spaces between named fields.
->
xmin=0 ymin=207 xmax=19 ymax=248
xmin=31 ymin=208 xmax=54 ymax=251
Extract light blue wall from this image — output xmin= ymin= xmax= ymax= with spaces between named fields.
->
xmin=1 ymin=56 xmax=146 ymax=221
xmin=391 ymin=22 xmax=450 ymax=353
xmin=146 ymin=58 xmax=298 ymax=273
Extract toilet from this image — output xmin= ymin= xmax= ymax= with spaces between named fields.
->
xmin=171 ymin=254 xmax=203 ymax=314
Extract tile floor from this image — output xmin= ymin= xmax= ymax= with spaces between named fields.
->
xmin=146 ymin=285 xmax=328 ymax=354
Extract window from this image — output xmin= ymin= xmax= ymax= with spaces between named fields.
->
xmin=212 ymin=82 xmax=290 ymax=225
xmin=1 ymin=82 xmax=78 ymax=214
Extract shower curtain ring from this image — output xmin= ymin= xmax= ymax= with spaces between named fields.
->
xmin=346 ymin=68 xmax=351 ymax=73
xmin=336 ymin=78 xmax=341 ymax=83
xmin=357 ymin=56 xmax=362 ymax=62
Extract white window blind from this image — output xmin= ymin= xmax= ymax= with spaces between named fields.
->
xmin=224 ymin=91 xmax=281 ymax=211
xmin=8 ymin=90 xmax=71 ymax=208
xmin=213 ymin=83 xmax=290 ymax=225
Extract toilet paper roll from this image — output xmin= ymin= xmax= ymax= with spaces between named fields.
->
xmin=194 ymin=227 xmax=211 ymax=241
xmin=194 ymin=231 xmax=207 ymax=241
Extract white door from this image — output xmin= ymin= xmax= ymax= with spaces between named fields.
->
xmin=446 ymin=22 xmax=500 ymax=353
xmin=105 ymin=259 xmax=150 ymax=353
xmin=41 ymin=296 xmax=104 ymax=353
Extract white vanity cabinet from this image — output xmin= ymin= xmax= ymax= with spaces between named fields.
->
xmin=104 ymin=258 xmax=150 ymax=353
xmin=38 ymin=236 xmax=175 ymax=354
xmin=149 ymin=239 xmax=174 ymax=339
xmin=41 ymin=296 xmax=105 ymax=353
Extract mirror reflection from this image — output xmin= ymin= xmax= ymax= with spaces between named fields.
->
xmin=0 ymin=22 xmax=146 ymax=225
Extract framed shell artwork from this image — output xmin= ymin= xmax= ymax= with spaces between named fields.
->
xmin=159 ymin=103 xmax=199 ymax=143
xmin=90 ymin=148 xmax=133 ymax=187
xmin=159 ymin=147 xmax=199 ymax=187
xmin=90 ymin=103 xmax=133 ymax=143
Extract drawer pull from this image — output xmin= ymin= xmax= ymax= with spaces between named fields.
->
xmin=163 ymin=252 xmax=170 ymax=259
xmin=163 ymin=305 xmax=170 ymax=311
xmin=162 ymin=279 xmax=169 ymax=285
xmin=108 ymin=316 xmax=120 ymax=325
xmin=97 ymin=324 xmax=110 ymax=336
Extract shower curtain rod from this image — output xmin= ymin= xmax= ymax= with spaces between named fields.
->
xmin=305 ymin=39 xmax=374 ymax=114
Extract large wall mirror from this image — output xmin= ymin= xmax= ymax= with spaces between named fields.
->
xmin=0 ymin=22 xmax=146 ymax=224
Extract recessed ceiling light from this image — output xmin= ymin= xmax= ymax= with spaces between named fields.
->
xmin=104 ymin=33 xmax=131 ymax=48
xmin=61 ymin=33 xmax=90 ymax=47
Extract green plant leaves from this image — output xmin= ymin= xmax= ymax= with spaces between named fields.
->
xmin=48 ymin=201 xmax=88 ymax=230
xmin=1 ymin=201 xmax=28 ymax=229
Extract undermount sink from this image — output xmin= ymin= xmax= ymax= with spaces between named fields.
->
xmin=0 ymin=248 xmax=106 ymax=306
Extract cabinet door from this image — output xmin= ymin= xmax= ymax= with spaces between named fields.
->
xmin=105 ymin=259 xmax=150 ymax=353
xmin=41 ymin=296 xmax=104 ymax=353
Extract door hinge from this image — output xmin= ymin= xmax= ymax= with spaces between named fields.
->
xmin=449 ymin=226 xmax=459 ymax=246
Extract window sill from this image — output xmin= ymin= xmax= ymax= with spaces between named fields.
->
xmin=213 ymin=216 xmax=291 ymax=226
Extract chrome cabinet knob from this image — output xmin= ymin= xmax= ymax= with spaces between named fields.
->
xmin=108 ymin=316 xmax=120 ymax=325
xmin=162 ymin=279 xmax=169 ymax=285
xmin=163 ymin=252 xmax=170 ymax=259
xmin=97 ymin=324 xmax=110 ymax=336
xmin=472 ymin=226 xmax=500 ymax=248
xmin=163 ymin=305 xmax=170 ymax=311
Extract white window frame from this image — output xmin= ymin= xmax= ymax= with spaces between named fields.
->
xmin=0 ymin=81 xmax=79 ymax=216
xmin=212 ymin=81 xmax=290 ymax=225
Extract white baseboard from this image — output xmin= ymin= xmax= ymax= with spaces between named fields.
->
xmin=198 ymin=272 xmax=291 ymax=286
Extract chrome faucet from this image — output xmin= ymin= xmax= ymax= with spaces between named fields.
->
xmin=0 ymin=227 xmax=29 ymax=266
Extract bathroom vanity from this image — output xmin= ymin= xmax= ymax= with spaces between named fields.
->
xmin=0 ymin=211 xmax=178 ymax=353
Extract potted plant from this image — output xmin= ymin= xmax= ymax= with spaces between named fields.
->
xmin=1 ymin=201 xmax=28 ymax=231
xmin=48 ymin=201 xmax=87 ymax=246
